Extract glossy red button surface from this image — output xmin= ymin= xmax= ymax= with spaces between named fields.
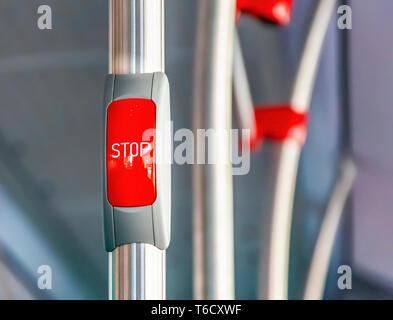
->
xmin=106 ymin=99 xmax=156 ymax=207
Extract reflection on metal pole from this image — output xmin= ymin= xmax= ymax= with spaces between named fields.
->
xmin=193 ymin=0 xmax=237 ymax=300
xmin=108 ymin=0 xmax=166 ymax=300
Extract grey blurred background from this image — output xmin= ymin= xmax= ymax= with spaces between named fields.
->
xmin=0 ymin=0 xmax=392 ymax=299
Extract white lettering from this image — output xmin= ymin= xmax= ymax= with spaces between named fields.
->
xmin=111 ymin=143 xmax=120 ymax=158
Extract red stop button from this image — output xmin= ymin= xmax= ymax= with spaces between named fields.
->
xmin=106 ymin=99 xmax=156 ymax=207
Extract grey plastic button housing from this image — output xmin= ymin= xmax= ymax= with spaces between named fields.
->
xmin=102 ymin=73 xmax=171 ymax=252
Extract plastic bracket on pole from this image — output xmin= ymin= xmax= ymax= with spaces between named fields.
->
xmin=102 ymin=73 xmax=171 ymax=252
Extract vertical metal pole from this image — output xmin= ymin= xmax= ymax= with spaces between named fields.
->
xmin=193 ymin=0 xmax=236 ymax=300
xmin=108 ymin=0 xmax=166 ymax=300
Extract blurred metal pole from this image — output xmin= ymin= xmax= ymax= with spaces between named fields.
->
xmin=233 ymin=30 xmax=257 ymax=142
xmin=108 ymin=0 xmax=166 ymax=300
xmin=258 ymin=0 xmax=337 ymax=300
xmin=193 ymin=0 xmax=236 ymax=300
xmin=304 ymin=157 xmax=356 ymax=300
